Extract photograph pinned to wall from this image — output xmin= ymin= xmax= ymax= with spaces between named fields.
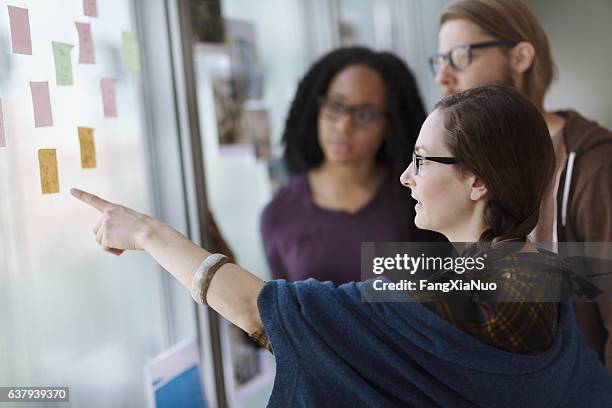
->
xmin=189 ymin=0 xmax=224 ymax=43
xmin=220 ymin=319 xmax=274 ymax=404
xmin=242 ymin=100 xmax=271 ymax=161
xmin=224 ymin=18 xmax=264 ymax=101
xmin=207 ymin=47 xmax=253 ymax=156
xmin=145 ymin=337 xmax=208 ymax=408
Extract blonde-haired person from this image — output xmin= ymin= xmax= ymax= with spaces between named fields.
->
xmin=430 ymin=0 xmax=612 ymax=369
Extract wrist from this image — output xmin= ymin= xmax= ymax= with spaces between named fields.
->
xmin=138 ymin=216 xmax=165 ymax=251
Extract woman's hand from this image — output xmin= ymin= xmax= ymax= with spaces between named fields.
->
xmin=72 ymin=188 xmax=265 ymax=334
xmin=71 ymin=188 xmax=157 ymax=256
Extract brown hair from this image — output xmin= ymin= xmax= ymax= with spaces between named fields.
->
xmin=435 ymin=85 xmax=554 ymax=244
xmin=440 ymin=0 xmax=556 ymax=109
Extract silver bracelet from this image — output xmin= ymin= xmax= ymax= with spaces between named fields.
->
xmin=191 ymin=253 xmax=230 ymax=305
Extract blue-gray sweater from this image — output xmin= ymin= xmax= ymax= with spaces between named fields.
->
xmin=258 ymin=279 xmax=612 ymax=407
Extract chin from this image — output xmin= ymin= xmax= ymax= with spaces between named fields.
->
xmin=414 ymin=215 xmax=441 ymax=234
xmin=414 ymin=215 xmax=426 ymax=230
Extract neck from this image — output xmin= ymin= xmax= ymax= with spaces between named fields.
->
xmin=542 ymin=111 xmax=566 ymax=137
xmin=314 ymin=159 xmax=381 ymax=189
xmin=443 ymin=207 xmax=488 ymax=243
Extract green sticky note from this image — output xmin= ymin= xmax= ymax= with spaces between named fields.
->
xmin=122 ymin=31 xmax=140 ymax=72
xmin=52 ymin=42 xmax=74 ymax=86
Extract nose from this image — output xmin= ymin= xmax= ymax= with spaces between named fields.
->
xmin=435 ymin=61 xmax=455 ymax=89
xmin=334 ymin=111 xmax=355 ymax=133
xmin=400 ymin=163 xmax=416 ymax=189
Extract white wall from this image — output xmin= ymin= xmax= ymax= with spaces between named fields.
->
xmin=529 ymin=0 xmax=612 ymax=129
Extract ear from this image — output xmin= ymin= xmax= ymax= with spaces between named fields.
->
xmin=509 ymin=41 xmax=536 ymax=75
xmin=469 ymin=176 xmax=488 ymax=201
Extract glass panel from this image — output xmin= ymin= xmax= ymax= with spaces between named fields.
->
xmin=191 ymin=0 xmax=311 ymax=406
xmin=0 ymin=1 xmax=165 ymax=406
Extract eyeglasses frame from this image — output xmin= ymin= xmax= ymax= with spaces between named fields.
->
xmin=317 ymin=96 xmax=389 ymax=127
xmin=429 ymin=39 xmax=517 ymax=75
xmin=412 ymin=152 xmax=462 ymax=175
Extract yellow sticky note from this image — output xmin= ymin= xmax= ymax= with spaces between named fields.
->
xmin=38 ymin=149 xmax=60 ymax=194
xmin=78 ymin=127 xmax=96 ymax=168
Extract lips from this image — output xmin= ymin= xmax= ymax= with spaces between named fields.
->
xmin=329 ymin=140 xmax=352 ymax=154
xmin=412 ymin=195 xmax=423 ymax=210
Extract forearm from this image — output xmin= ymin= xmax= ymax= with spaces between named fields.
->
xmin=142 ymin=219 xmax=264 ymax=333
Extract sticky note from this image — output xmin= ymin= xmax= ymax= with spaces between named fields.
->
xmin=83 ymin=0 xmax=98 ymax=17
xmin=30 ymin=82 xmax=54 ymax=127
xmin=75 ymin=22 xmax=95 ymax=64
xmin=100 ymin=78 xmax=117 ymax=117
xmin=78 ymin=127 xmax=96 ymax=168
xmin=8 ymin=6 xmax=32 ymax=55
xmin=0 ymin=98 xmax=6 ymax=148
xmin=122 ymin=31 xmax=140 ymax=71
xmin=52 ymin=42 xmax=74 ymax=86
xmin=38 ymin=149 xmax=60 ymax=194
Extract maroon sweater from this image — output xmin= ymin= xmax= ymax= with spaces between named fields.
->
xmin=260 ymin=172 xmax=442 ymax=285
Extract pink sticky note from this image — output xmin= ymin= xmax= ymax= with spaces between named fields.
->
xmin=0 ymin=98 xmax=6 ymax=147
xmin=8 ymin=6 xmax=32 ymax=55
xmin=30 ymin=82 xmax=54 ymax=127
xmin=75 ymin=22 xmax=95 ymax=64
xmin=83 ymin=0 xmax=98 ymax=17
xmin=100 ymin=78 xmax=117 ymax=117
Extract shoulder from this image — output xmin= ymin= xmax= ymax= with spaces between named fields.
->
xmin=261 ymin=173 xmax=310 ymax=230
xmin=559 ymin=110 xmax=612 ymax=154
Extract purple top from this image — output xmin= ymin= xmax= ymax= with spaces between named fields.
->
xmin=260 ymin=172 xmax=442 ymax=285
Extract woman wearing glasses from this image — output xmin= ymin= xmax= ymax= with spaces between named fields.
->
xmin=72 ymin=86 xmax=612 ymax=406
xmin=260 ymin=47 xmax=444 ymax=285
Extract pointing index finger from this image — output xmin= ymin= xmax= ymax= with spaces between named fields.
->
xmin=71 ymin=188 xmax=114 ymax=212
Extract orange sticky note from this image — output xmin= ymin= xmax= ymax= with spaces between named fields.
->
xmin=75 ymin=22 xmax=95 ymax=64
xmin=0 ymin=98 xmax=6 ymax=148
xmin=83 ymin=0 xmax=97 ymax=17
xmin=30 ymin=82 xmax=54 ymax=127
xmin=38 ymin=149 xmax=60 ymax=194
xmin=78 ymin=127 xmax=96 ymax=168
xmin=100 ymin=78 xmax=117 ymax=117
xmin=8 ymin=6 xmax=32 ymax=55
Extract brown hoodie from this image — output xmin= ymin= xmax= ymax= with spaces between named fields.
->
xmin=554 ymin=110 xmax=612 ymax=369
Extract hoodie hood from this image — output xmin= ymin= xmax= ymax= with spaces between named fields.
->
xmin=557 ymin=110 xmax=612 ymax=154
xmin=554 ymin=110 xmax=612 ymax=230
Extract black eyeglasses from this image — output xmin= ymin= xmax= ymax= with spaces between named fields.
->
xmin=318 ymin=97 xmax=388 ymax=128
xmin=412 ymin=152 xmax=461 ymax=175
xmin=429 ymin=40 xmax=516 ymax=75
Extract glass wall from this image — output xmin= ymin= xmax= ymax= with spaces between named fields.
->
xmin=0 ymin=1 xmax=168 ymax=406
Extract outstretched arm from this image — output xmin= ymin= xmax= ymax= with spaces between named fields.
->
xmin=71 ymin=188 xmax=265 ymax=334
